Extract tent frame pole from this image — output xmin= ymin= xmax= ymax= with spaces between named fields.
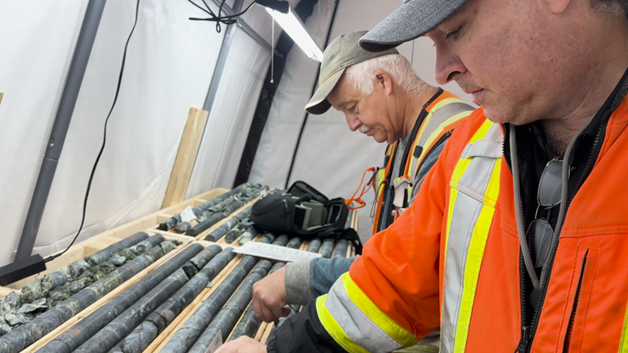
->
xmin=203 ymin=0 xmax=247 ymax=113
xmin=203 ymin=0 xmax=281 ymax=114
xmin=15 ymin=0 xmax=108 ymax=262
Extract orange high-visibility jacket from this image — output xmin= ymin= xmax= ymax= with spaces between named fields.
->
xmin=315 ymin=93 xmax=628 ymax=352
xmin=372 ymin=90 xmax=473 ymax=234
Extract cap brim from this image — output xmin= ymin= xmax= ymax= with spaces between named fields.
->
xmin=304 ymin=68 xmax=345 ymax=115
xmin=359 ymin=0 xmax=468 ymax=52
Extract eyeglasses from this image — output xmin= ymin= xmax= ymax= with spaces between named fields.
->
xmin=526 ymin=158 xmax=565 ymax=269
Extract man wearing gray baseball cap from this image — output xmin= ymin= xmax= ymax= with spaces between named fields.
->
xmin=218 ymin=0 xmax=628 ymax=351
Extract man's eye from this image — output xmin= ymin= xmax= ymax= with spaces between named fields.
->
xmin=348 ymin=105 xmax=357 ymax=112
xmin=446 ymin=26 xmax=462 ymax=40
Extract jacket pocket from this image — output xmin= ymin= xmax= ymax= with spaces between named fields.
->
xmin=561 ymin=246 xmax=600 ymax=353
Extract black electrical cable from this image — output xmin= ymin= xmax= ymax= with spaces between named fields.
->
xmin=187 ymin=0 xmax=257 ymax=32
xmin=45 ymin=0 xmax=141 ymax=263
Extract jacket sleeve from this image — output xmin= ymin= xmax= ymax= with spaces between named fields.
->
xmin=266 ymin=131 xmax=456 ymax=353
xmin=267 ymin=300 xmax=346 ymax=353
xmin=310 ymin=257 xmax=357 ymax=298
xmin=285 ymin=257 xmax=358 ymax=305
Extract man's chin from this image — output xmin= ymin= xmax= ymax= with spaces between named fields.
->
xmin=374 ymin=135 xmax=389 ymax=144
xmin=483 ymin=106 xmax=514 ymax=125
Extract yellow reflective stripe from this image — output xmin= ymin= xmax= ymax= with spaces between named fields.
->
xmin=443 ymin=119 xmax=496 ymax=318
xmin=619 ymin=301 xmax=628 ymax=353
xmin=376 ymin=168 xmax=387 ymax=193
xmin=409 ymin=99 xmax=461 ymax=173
xmin=469 ymin=119 xmax=493 ymax=144
xmin=452 ymin=160 xmax=501 ymax=353
xmin=317 ymin=295 xmax=370 ymax=353
xmin=417 ymin=110 xmax=473 ymax=163
xmin=405 ymin=98 xmax=472 ymax=201
xmin=409 ymin=112 xmax=434 ymax=175
xmin=343 ymin=274 xmax=418 ymax=347
xmin=432 ymin=97 xmax=463 ymax=111
xmin=484 ymin=161 xmax=501 ymax=206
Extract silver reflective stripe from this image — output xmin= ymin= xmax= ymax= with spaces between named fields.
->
xmin=461 ymin=140 xmax=503 ymax=159
xmin=417 ymin=102 xmax=474 ymax=148
xmin=441 ymin=123 xmax=503 ymax=353
xmin=324 ymin=278 xmax=404 ymax=353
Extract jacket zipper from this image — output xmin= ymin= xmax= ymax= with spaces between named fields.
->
xmin=563 ymin=250 xmax=588 ymax=352
xmin=504 ymin=127 xmax=534 ymax=353
xmin=523 ymin=119 xmax=605 ymax=352
xmin=508 ymin=117 xmax=605 ymax=352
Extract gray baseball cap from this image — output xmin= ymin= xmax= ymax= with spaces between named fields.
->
xmin=305 ymin=30 xmax=398 ymax=115
xmin=359 ymin=0 xmax=469 ymax=52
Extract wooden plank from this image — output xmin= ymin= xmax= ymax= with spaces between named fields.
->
xmin=260 ymin=321 xmax=274 ymax=344
xmin=0 ymin=287 xmax=15 ymax=297
xmin=254 ymin=322 xmax=268 ymax=341
xmin=162 ymin=107 xmax=209 ymax=208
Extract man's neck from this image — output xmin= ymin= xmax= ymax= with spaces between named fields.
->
xmin=540 ymin=61 xmax=628 ymax=154
xmin=401 ymin=86 xmax=440 ymax=139
xmin=540 ymin=22 xmax=628 ymax=154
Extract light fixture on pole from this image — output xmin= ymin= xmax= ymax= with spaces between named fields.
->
xmin=257 ymin=0 xmax=324 ymax=62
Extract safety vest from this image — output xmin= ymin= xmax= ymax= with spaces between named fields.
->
xmin=317 ymin=93 xmax=628 ymax=353
xmin=441 ymin=120 xmax=502 ymax=353
xmin=372 ymin=90 xmax=474 ymax=234
xmin=318 ymin=119 xmax=502 ymax=353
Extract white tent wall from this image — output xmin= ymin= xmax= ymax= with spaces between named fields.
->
xmin=246 ymin=0 xmax=334 ymax=191
xmin=249 ymin=0 xmax=472 ymax=242
xmin=0 ymin=0 xmax=275 ymax=266
xmin=0 ymin=1 xmax=90 ymax=265
xmin=185 ymin=0 xmax=300 ymax=196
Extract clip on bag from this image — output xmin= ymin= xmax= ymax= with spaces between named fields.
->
xmin=250 ymin=181 xmax=362 ymax=254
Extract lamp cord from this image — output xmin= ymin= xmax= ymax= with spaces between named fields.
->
xmin=187 ymin=0 xmax=257 ymax=32
xmin=45 ymin=0 xmax=141 ymax=263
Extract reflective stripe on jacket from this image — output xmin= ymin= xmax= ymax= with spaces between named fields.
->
xmin=313 ymin=93 xmax=628 ymax=352
xmin=372 ymin=90 xmax=473 ymax=235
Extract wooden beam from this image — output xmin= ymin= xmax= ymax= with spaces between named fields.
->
xmin=162 ymin=107 xmax=209 ymax=208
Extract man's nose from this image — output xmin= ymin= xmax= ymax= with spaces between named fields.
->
xmin=434 ymin=46 xmax=466 ymax=85
xmin=345 ymin=113 xmax=361 ymax=131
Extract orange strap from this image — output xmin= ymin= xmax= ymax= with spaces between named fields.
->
xmin=346 ymin=167 xmax=376 ymax=210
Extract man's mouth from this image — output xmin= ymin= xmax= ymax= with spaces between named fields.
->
xmin=358 ymin=125 xmax=371 ymax=135
xmin=471 ymin=89 xmax=485 ymax=105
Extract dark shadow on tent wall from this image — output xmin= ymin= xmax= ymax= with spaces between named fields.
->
xmin=233 ymin=0 xmax=338 ymax=188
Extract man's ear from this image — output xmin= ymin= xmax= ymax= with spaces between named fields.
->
xmin=374 ymin=70 xmax=394 ymax=96
xmin=543 ymin=0 xmax=571 ymax=14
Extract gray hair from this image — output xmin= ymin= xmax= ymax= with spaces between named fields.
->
xmin=592 ymin=0 xmax=628 ymax=17
xmin=343 ymin=54 xmax=429 ymax=97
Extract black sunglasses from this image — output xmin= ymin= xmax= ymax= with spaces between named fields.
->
xmin=526 ymin=158 xmax=565 ymax=269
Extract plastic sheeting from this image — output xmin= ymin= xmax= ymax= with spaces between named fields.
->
xmin=0 ymin=0 xmax=271 ymax=265
xmin=248 ymin=0 xmax=472 ymax=242
xmin=185 ymin=0 xmax=301 ymax=196
xmin=0 ymin=0 xmax=471 ymax=266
